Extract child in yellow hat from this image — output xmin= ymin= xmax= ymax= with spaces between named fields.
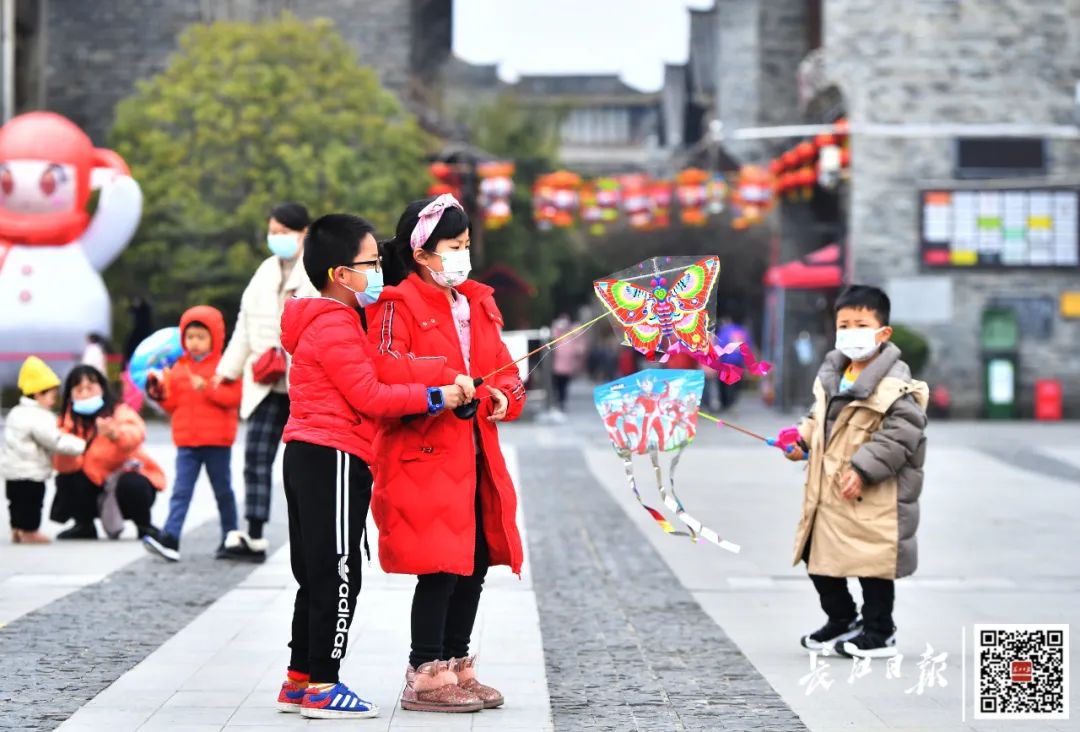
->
xmin=1 ymin=357 xmax=88 ymax=543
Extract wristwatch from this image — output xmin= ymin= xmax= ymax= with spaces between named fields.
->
xmin=426 ymin=387 xmax=445 ymax=415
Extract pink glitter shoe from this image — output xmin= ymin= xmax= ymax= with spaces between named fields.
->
xmin=401 ymin=660 xmax=484 ymax=713
xmin=451 ymin=655 xmax=504 ymax=709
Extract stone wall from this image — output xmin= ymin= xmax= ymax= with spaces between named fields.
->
xmin=707 ymin=0 xmax=811 ymax=161
xmin=43 ymin=0 xmax=446 ymax=144
xmin=824 ymin=0 xmax=1080 ymax=416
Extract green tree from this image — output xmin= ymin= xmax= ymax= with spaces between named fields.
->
xmin=107 ymin=14 xmax=432 ymax=334
xmin=462 ymin=94 xmax=603 ymax=327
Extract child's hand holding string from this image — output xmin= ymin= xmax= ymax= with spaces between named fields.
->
xmin=487 ymin=387 xmax=508 ymax=422
xmin=454 ymin=374 xmax=476 ymax=401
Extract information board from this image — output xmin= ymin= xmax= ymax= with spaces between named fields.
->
xmin=920 ymin=188 xmax=1079 ymax=268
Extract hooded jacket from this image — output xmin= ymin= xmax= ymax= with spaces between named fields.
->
xmin=793 ymin=342 xmax=929 ymax=579
xmin=159 ymin=305 xmax=242 ymax=448
xmin=280 ymin=296 xmax=434 ymax=463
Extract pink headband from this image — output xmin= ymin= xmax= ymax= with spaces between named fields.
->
xmin=410 ymin=193 xmax=463 ymax=251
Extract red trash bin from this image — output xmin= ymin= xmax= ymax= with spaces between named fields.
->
xmin=1034 ymin=379 xmax=1063 ymax=421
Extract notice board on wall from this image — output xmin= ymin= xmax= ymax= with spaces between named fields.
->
xmin=920 ymin=187 xmax=1079 ymax=269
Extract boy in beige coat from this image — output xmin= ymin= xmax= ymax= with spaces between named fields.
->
xmin=785 ymin=285 xmax=928 ymax=659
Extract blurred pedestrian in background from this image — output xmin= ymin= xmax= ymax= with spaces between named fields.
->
xmin=215 ymin=202 xmax=318 ymax=562
xmin=551 ymin=312 xmax=586 ymax=412
xmin=1 ymin=357 xmax=86 ymax=544
xmin=51 ymin=365 xmax=169 ymax=544
xmin=143 ymin=306 xmax=242 ymax=563
xmin=80 ymin=333 xmax=110 ymax=375
xmin=716 ymin=317 xmax=751 ymax=412
xmin=123 ymin=297 xmax=154 ymax=368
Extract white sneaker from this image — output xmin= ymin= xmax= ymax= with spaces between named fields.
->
xmin=218 ymin=530 xmax=268 ymax=563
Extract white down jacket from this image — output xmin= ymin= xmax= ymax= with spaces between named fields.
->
xmin=1 ymin=397 xmax=87 ymax=482
xmin=216 ymin=254 xmax=318 ymax=419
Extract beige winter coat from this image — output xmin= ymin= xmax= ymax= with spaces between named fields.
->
xmin=217 ymin=254 xmax=318 ymax=418
xmin=793 ymin=343 xmax=929 ymax=580
xmin=1 ymin=397 xmax=86 ymax=482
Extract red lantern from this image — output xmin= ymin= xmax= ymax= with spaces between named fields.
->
xmin=815 ymin=132 xmax=836 ymax=147
xmin=781 ymin=149 xmax=798 ymax=169
xmin=731 ymin=165 xmax=774 ymax=228
xmin=675 ymin=168 xmax=709 ymax=226
xmin=477 ymin=161 xmax=515 ymax=229
xmin=768 ymin=159 xmax=783 ymax=175
xmin=796 ymin=141 xmax=816 ymax=164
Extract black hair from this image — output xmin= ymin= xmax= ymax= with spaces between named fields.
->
xmin=61 ymin=365 xmax=116 ymax=437
xmin=382 ymin=197 xmax=470 ymax=287
xmin=835 ymin=285 xmax=891 ymax=325
xmin=303 ymin=213 xmax=377 ymax=290
xmin=183 ymin=320 xmax=210 ymax=334
xmin=270 ymin=202 xmax=311 ymax=232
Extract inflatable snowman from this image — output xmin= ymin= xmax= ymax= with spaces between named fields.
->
xmin=0 ymin=112 xmax=142 ymax=386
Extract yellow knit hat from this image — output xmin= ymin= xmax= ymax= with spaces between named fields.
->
xmin=17 ymin=356 xmax=61 ymax=396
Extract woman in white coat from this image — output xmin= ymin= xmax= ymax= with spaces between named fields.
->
xmin=215 ymin=203 xmax=317 ymax=561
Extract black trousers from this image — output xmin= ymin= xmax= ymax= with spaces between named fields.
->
xmin=283 ymin=441 xmax=370 ymax=683
xmin=51 ymin=471 xmax=156 ymax=530
xmin=804 ymin=533 xmax=895 ymax=634
xmin=6 ymin=480 xmax=46 ymax=531
xmin=409 ymin=477 xmax=490 ymax=668
xmin=552 ymin=374 xmax=571 ymax=410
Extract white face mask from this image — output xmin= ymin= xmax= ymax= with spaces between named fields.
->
xmin=835 ymin=327 xmax=885 ymax=362
xmin=427 ymin=249 xmax=472 ymax=288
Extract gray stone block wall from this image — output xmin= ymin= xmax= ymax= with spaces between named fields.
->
xmin=824 ymin=0 xmax=1080 ymax=415
xmin=43 ymin=0 xmax=436 ymax=144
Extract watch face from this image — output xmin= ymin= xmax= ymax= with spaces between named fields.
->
xmin=432 ymin=389 xmax=444 ymax=407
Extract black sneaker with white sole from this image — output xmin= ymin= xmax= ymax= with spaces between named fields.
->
xmin=800 ymin=616 xmax=863 ymax=651
xmin=142 ymin=529 xmax=181 ymax=562
xmin=841 ymin=628 xmax=898 ymax=658
xmin=218 ymin=530 xmax=268 ymax=563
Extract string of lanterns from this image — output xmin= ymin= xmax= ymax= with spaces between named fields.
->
xmin=424 ymin=120 xmax=850 ymax=233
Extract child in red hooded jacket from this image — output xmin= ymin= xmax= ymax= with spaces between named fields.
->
xmin=369 ymin=195 xmax=527 ymax=714
xmin=143 ymin=305 xmax=241 ymax=562
xmin=274 ymin=213 xmax=473 ymax=720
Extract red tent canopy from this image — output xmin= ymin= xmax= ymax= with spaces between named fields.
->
xmin=763 ymin=244 xmax=842 ymax=289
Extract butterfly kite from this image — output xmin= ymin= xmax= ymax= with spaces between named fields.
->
xmin=594 ymin=256 xmax=719 ymax=360
xmin=594 ymin=368 xmax=740 ymax=554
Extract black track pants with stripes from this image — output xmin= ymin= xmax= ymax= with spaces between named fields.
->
xmin=283 ymin=440 xmax=371 ymax=683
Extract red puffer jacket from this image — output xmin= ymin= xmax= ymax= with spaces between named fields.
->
xmin=159 ymin=306 xmax=242 ymax=447
xmin=281 ymin=296 xmax=444 ymax=463
xmin=367 ymin=275 xmax=526 ymax=576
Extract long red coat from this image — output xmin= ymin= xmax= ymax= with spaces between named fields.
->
xmin=367 ymin=275 xmax=526 ymax=576
xmin=159 ymin=305 xmax=242 ymax=447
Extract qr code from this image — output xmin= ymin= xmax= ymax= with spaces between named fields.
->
xmin=974 ymin=624 xmax=1069 ymax=719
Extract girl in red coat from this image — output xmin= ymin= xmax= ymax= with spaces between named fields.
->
xmin=369 ymin=194 xmax=527 ymax=713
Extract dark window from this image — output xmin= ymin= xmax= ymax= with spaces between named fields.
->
xmin=805 ymin=0 xmax=822 ymax=50
xmin=955 ymin=138 xmax=1046 ymax=179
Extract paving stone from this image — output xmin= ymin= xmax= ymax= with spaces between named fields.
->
xmin=0 ymin=520 xmax=284 ymax=732
xmin=518 ymin=446 xmax=807 ymax=731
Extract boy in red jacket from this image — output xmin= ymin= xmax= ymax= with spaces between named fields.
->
xmin=274 ymin=213 xmax=472 ymax=720
xmin=144 ymin=305 xmax=242 ymax=562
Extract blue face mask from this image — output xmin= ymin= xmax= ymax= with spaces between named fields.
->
xmin=344 ymin=267 xmax=384 ymax=308
xmin=267 ymin=233 xmax=300 ymax=260
xmin=190 ymin=352 xmax=209 ymax=363
xmin=72 ymin=395 xmax=104 ymax=416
